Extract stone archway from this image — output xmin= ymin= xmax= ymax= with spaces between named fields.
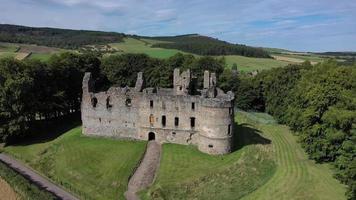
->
xmin=148 ymin=132 xmax=155 ymax=141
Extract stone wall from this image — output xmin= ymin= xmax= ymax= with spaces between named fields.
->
xmin=81 ymin=69 xmax=235 ymax=155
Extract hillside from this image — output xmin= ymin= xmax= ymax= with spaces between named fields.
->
xmin=143 ymin=34 xmax=271 ymax=58
xmin=0 ymin=24 xmax=270 ymax=58
xmin=0 ymin=24 xmax=125 ymax=49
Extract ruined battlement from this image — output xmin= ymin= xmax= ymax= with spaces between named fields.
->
xmin=81 ymin=68 xmax=235 ymax=155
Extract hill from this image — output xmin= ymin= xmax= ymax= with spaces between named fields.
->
xmin=0 ymin=24 xmax=125 ymax=49
xmin=0 ymin=24 xmax=270 ymax=58
xmin=3 ymin=111 xmax=346 ymax=199
xmin=143 ymin=34 xmax=271 ymax=58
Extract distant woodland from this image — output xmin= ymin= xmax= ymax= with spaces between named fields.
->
xmin=0 ymin=24 xmax=125 ymax=49
xmin=147 ymin=34 xmax=271 ymax=58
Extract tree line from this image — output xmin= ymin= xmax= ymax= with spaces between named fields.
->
xmin=146 ymin=34 xmax=271 ymax=58
xmin=0 ymin=52 xmax=354 ymax=198
xmin=229 ymin=61 xmax=355 ymax=199
xmin=0 ymin=24 xmax=125 ymax=49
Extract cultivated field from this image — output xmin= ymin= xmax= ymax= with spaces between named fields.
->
xmin=0 ymin=42 xmax=64 ymax=61
xmin=222 ymin=55 xmax=290 ymax=71
xmin=4 ymin=127 xmax=146 ymax=199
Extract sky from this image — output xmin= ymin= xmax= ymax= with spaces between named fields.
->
xmin=0 ymin=0 xmax=355 ymax=52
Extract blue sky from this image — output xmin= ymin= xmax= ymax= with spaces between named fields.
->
xmin=0 ymin=0 xmax=355 ymax=52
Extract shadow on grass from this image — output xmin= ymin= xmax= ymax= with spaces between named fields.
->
xmin=233 ymin=122 xmax=271 ymax=151
xmin=6 ymin=113 xmax=81 ymax=147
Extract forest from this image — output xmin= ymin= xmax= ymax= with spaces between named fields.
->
xmin=0 ymin=52 xmax=354 ymax=199
xmin=0 ymin=24 xmax=125 ymax=49
xmin=147 ymin=34 xmax=271 ymax=58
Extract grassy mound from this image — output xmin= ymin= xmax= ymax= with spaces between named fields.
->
xmin=4 ymin=127 xmax=146 ymax=199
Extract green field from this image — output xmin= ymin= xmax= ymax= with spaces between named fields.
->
xmin=141 ymin=111 xmax=346 ymax=199
xmin=3 ymin=111 xmax=347 ymax=200
xmin=4 ymin=127 xmax=146 ymax=199
xmin=110 ymin=38 xmax=184 ymax=59
xmin=222 ymin=55 xmax=290 ymax=72
xmin=238 ymin=111 xmax=346 ymax=200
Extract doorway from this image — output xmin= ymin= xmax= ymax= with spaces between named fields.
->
xmin=148 ymin=132 xmax=155 ymax=140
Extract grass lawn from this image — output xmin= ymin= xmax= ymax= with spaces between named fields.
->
xmin=238 ymin=111 xmax=347 ymax=200
xmin=4 ymin=127 xmax=146 ymax=199
xmin=28 ymin=53 xmax=55 ymax=61
xmin=141 ymin=110 xmax=346 ymax=200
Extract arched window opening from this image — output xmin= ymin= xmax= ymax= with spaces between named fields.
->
xmin=192 ymin=102 xmax=195 ymax=110
xmin=150 ymin=100 xmax=154 ymax=108
xmin=91 ymin=97 xmax=98 ymax=108
xmin=162 ymin=115 xmax=166 ymax=127
xmin=228 ymin=124 xmax=231 ymax=135
xmin=190 ymin=117 xmax=195 ymax=128
xmin=175 ymin=117 xmax=179 ymax=127
xmin=106 ymin=96 xmax=112 ymax=109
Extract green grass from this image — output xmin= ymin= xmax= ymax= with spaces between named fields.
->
xmin=0 ymin=52 xmax=16 ymax=59
xmin=237 ymin=111 xmax=347 ymax=200
xmin=0 ymin=162 xmax=56 ymax=200
xmin=0 ymin=43 xmax=19 ymax=52
xmin=222 ymin=55 xmax=290 ymax=72
xmin=28 ymin=53 xmax=54 ymax=61
xmin=4 ymin=127 xmax=146 ymax=199
xmin=110 ymin=38 xmax=184 ymax=59
xmin=141 ymin=110 xmax=346 ymax=199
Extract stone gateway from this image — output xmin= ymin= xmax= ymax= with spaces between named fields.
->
xmin=81 ymin=69 xmax=235 ymax=155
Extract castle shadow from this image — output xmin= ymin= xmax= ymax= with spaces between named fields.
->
xmin=6 ymin=113 xmax=81 ymax=147
xmin=232 ymin=122 xmax=271 ymax=151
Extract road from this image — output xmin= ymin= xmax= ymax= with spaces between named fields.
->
xmin=0 ymin=153 xmax=79 ymax=200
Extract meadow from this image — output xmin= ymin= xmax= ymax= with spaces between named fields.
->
xmin=4 ymin=127 xmax=146 ymax=199
xmin=141 ymin=111 xmax=346 ymax=200
xmin=3 ymin=110 xmax=346 ymax=200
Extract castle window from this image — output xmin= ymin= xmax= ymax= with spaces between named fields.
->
xmin=229 ymin=107 xmax=233 ymax=115
xmin=228 ymin=124 xmax=231 ymax=135
xmin=91 ymin=97 xmax=98 ymax=108
xmin=150 ymin=100 xmax=154 ymax=108
xmin=190 ymin=117 xmax=195 ymax=128
xmin=162 ymin=115 xmax=166 ymax=127
xmin=126 ymin=98 xmax=132 ymax=107
xmin=172 ymin=132 xmax=176 ymax=135
xmin=175 ymin=117 xmax=179 ymax=127
xmin=106 ymin=96 xmax=112 ymax=109
xmin=149 ymin=114 xmax=154 ymax=126
xmin=191 ymin=102 xmax=195 ymax=110
xmin=208 ymin=144 xmax=213 ymax=148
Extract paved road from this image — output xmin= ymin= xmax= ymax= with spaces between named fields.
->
xmin=125 ymin=141 xmax=162 ymax=200
xmin=0 ymin=153 xmax=79 ymax=200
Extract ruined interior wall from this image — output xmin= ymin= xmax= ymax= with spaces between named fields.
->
xmin=82 ymin=88 xmax=140 ymax=139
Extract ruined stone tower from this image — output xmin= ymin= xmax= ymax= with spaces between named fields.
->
xmin=81 ymin=69 xmax=235 ymax=155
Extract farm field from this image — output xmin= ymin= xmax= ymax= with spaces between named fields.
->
xmin=4 ymin=127 xmax=146 ymax=199
xmin=222 ymin=55 xmax=290 ymax=71
xmin=0 ymin=42 xmax=64 ymax=61
xmin=141 ymin=111 xmax=346 ymax=200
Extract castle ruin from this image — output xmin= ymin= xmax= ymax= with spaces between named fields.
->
xmin=81 ymin=69 xmax=235 ymax=155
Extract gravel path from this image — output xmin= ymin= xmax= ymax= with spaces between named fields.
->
xmin=0 ymin=153 xmax=79 ymax=200
xmin=125 ymin=141 xmax=162 ymax=200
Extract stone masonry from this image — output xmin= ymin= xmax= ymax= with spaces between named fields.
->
xmin=81 ymin=68 xmax=235 ymax=155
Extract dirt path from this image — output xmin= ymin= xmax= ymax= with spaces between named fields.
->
xmin=125 ymin=141 xmax=161 ymax=200
xmin=0 ymin=153 xmax=79 ymax=200
xmin=0 ymin=177 xmax=19 ymax=200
